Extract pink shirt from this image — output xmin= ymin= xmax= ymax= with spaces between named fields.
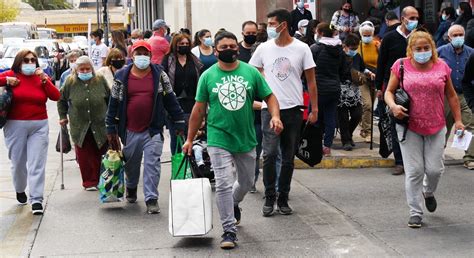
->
xmin=148 ymin=32 xmax=169 ymax=64
xmin=391 ymin=58 xmax=451 ymax=136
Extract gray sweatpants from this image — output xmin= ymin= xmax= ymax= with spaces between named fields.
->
xmin=3 ymin=120 xmax=49 ymax=204
xmin=396 ymin=125 xmax=446 ymax=217
xmin=122 ymin=130 xmax=163 ymax=202
xmin=208 ymin=147 xmax=256 ymax=234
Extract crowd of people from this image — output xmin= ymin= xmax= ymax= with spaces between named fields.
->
xmin=2 ymin=0 xmax=474 ymax=250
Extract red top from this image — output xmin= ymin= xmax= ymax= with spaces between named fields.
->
xmin=148 ymin=32 xmax=169 ymax=64
xmin=0 ymin=70 xmax=60 ymax=120
xmin=126 ymin=71 xmax=154 ymax=132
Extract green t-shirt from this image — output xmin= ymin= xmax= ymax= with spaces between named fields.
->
xmin=196 ymin=61 xmax=273 ymax=153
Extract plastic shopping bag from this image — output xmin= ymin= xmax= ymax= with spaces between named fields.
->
xmin=98 ymin=150 xmax=125 ymax=203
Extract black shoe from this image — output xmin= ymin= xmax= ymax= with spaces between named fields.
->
xmin=424 ymin=194 xmax=437 ymax=213
xmin=350 ymin=139 xmax=355 ymax=147
xmin=343 ymin=143 xmax=353 ymax=151
xmin=32 ymin=203 xmax=43 ymax=215
xmin=145 ymin=199 xmax=160 ymax=214
xmin=16 ymin=192 xmax=27 ymax=205
xmin=234 ymin=205 xmax=241 ymax=225
xmin=220 ymin=232 xmax=237 ymax=249
xmin=408 ymin=216 xmax=422 ymax=228
xmin=262 ymin=195 xmax=276 ymax=217
xmin=126 ymin=187 xmax=137 ymax=203
xmin=277 ymin=194 xmax=293 ymax=215
xmin=249 ymin=184 xmax=257 ymax=193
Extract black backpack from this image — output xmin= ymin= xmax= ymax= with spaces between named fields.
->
xmin=0 ymin=84 xmax=13 ymax=128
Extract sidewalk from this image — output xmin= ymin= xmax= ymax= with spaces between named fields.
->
xmin=294 ymin=119 xmax=465 ymax=169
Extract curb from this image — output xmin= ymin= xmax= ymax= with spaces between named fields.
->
xmin=294 ymin=157 xmax=395 ymax=169
xmin=294 ymin=157 xmax=464 ymax=169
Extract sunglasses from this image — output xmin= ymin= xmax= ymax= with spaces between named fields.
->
xmin=23 ymin=58 xmax=37 ymax=64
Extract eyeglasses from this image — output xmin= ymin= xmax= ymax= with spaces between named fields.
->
xmin=23 ymin=58 xmax=37 ymax=64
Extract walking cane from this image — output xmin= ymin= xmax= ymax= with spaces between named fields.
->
xmin=60 ymin=125 xmax=65 ymax=190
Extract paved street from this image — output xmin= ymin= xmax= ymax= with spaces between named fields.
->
xmin=1 ymin=101 xmax=474 ymax=256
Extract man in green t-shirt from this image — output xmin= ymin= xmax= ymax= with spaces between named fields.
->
xmin=183 ymin=31 xmax=283 ymax=250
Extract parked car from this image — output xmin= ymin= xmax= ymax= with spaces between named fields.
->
xmin=0 ymin=43 xmax=55 ymax=82
xmin=37 ymin=28 xmax=57 ymax=39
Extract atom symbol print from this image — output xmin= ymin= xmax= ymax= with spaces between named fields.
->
xmin=217 ymin=80 xmax=247 ymax=111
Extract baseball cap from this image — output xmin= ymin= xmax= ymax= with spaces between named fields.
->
xmin=152 ymin=19 xmax=168 ymax=30
xmin=298 ymin=19 xmax=309 ymax=29
xmin=131 ymin=40 xmax=152 ymax=53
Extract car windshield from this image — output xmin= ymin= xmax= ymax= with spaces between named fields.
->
xmin=38 ymin=30 xmax=51 ymax=39
xmin=4 ymin=46 xmax=49 ymax=59
xmin=1 ymin=26 xmax=28 ymax=38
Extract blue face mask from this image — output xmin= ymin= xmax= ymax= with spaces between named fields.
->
xmin=362 ymin=36 xmax=373 ymax=44
xmin=406 ymin=20 xmax=418 ymax=31
xmin=413 ymin=50 xmax=432 ymax=64
xmin=267 ymin=23 xmax=282 ymax=40
xmin=203 ymin=37 xmax=213 ymax=47
xmin=451 ymin=36 xmax=465 ymax=48
xmin=441 ymin=14 xmax=447 ymax=21
xmin=134 ymin=55 xmax=151 ymax=69
xmin=21 ymin=63 xmax=36 ymax=76
xmin=345 ymin=49 xmax=358 ymax=57
xmin=90 ymin=39 xmax=95 ymax=45
xmin=297 ymin=2 xmax=304 ymax=9
xmin=78 ymin=72 xmax=93 ymax=81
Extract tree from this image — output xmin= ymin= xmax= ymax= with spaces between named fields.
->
xmin=25 ymin=0 xmax=72 ymax=10
xmin=0 ymin=0 xmax=20 ymax=23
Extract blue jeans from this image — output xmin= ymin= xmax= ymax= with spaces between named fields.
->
xmin=262 ymin=107 xmax=303 ymax=197
xmin=317 ymin=93 xmax=339 ymax=148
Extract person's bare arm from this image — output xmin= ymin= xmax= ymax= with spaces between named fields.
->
xmin=445 ymin=78 xmax=465 ymax=132
xmin=182 ymin=102 xmax=207 ymax=155
xmin=304 ymin=68 xmax=318 ymax=124
xmin=264 ymin=94 xmax=283 ymax=135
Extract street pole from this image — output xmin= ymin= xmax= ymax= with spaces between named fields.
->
xmin=96 ymin=0 xmax=101 ymax=30
xmin=103 ymin=0 xmax=109 ymax=46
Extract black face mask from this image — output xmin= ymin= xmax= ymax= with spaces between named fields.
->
xmin=343 ymin=8 xmax=352 ymax=13
xmin=243 ymin=34 xmax=257 ymax=45
xmin=177 ymin=45 xmax=191 ymax=55
xmin=217 ymin=49 xmax=238 ymax=63
xmin=111 ymin=60 xmax=125 ymax=69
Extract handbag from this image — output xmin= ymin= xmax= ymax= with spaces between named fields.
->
xmin=296 ymin=122 xmax=323 ymax=167
xmin=171 ymin=136 xmax=193 ymax=180
xmin=391 ymin=59 xmax=410 ymax=142
xmin=0 ymin=84 xmax=13 ymax=128
xmin=98 ymin=150 xmax=125 ymax=203
xmin=378 ymin=109 xmax=393 ymax=158
xmin=55 ymin=125 xmax=72 ymax=153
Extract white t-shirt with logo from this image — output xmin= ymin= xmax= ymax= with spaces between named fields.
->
xmin=90 ymin=43 xmax=109 ymax=70
xmin=249 ymin=38 xmax=315 ymax=109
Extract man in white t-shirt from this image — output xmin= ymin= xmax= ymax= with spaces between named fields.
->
xmin=249 ymin=8 xmax=318 ymax=217
xmin=90 ymin=29 xmax=109 ymax=70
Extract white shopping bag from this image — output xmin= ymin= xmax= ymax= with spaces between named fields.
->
xmin=169 ymin=178 xmax=213 ymax=236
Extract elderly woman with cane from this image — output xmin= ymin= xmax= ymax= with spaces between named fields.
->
xmin=58 ymin=56 xmax=110 ymax=191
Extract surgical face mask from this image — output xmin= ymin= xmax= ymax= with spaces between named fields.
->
xmin=78 ymin=72 xmax=93 ymax=81
xmin=413 ymin=50 xmax=432 ymax=64
xmin=345 ymin=49 xmax=358 ymax=57
xmin=267 ymin=23 xmax=282 ymax=39
xmin=297 ymin=2 xmax=304 ymax=9
xmin=314 ymin=34 xmax=320 ymax=43
xmin=301 ymin=28 xmax=307 ymax=35
xmin=69 ymin=63 xmax=77 ymax=70
xmin=217 ymin=49 xmax=238 ymax=63
xmin=111 ymin=59 xmax=125 ymax=69
xmin=203 ymin=37 xmax=213 ymax=47
xmin=405 ymin=19 xmax=418 ymax=31
xmin=362 ymin=36 xmax=373 ymax=44
xmin=21 ymin=63 xmax=36 ymax=76
xmin=442 ymin=14 xmax=447 ymax=21
xmin=90 ymin=39 xmax=95 ymax=45
xmin=243 ymin=34 xmax=257 ymax=45
xmin=457 ymin=9 xmax=461 ymax=16
xmin=133 ymin=55 xmax=151 ymax=69
xmin=451 ymin=36 xmax=465 ymax=48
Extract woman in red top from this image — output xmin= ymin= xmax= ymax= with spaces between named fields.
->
xmin=0 ymin=49 xmax=60 ymax=215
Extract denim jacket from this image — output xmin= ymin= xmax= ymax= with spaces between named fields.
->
xmin=105 ymin=63 xmax=185 ymax=145
xmin=437 ymin=43 xmax=474 ymax=93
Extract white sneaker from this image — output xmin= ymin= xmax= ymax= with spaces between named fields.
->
xmin=464 ymin=161 xmax=474 ymax=170
xmin=85 ymin=186 xmax=98 ymax=191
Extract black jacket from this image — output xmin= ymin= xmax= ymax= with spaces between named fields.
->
xmin=466 ymin=19 xmax=474 ymax=48
xmin=290 ymin=8 xmax=313 ymax=36
xmin=375 ymin=29 xmax=407 ymax=90
xmin=310 ymin=43 xmax=344 ymax=96
xmin=105 ymin=64 xmax=185 ymax=145
xmin=463 ymin=54 xmax=474 ymax=111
